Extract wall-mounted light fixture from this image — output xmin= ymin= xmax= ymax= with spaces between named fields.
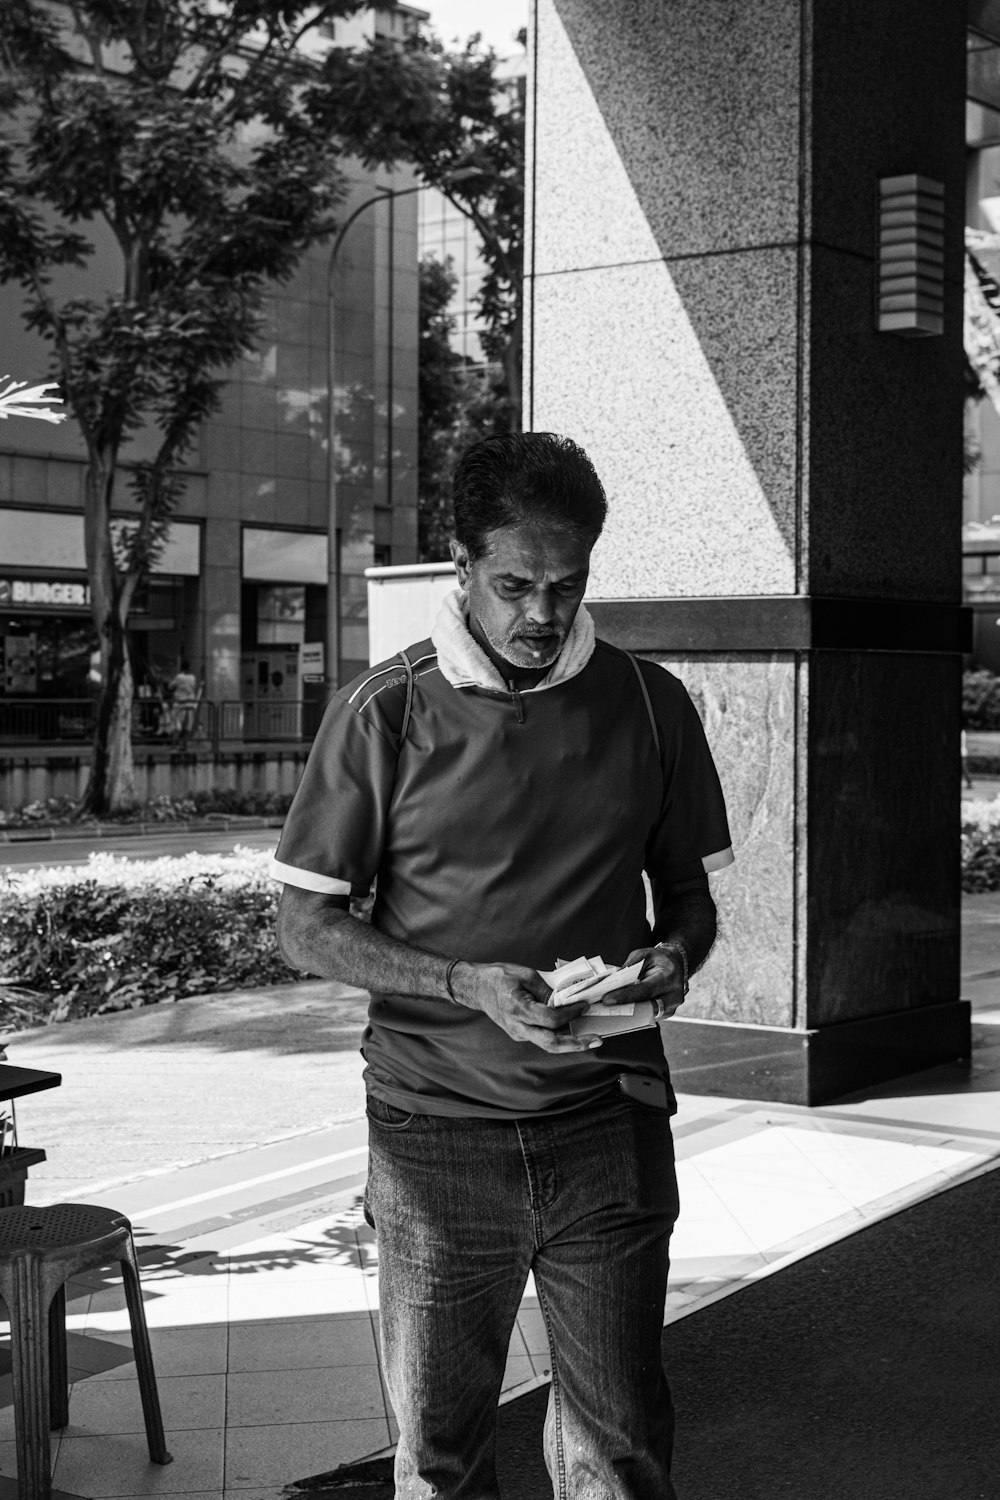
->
xmin=877 ymin=174 xmax=944 ymax=337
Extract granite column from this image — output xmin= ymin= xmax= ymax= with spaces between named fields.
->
xmin=527 ymin=0 xmax=970 ymax=1103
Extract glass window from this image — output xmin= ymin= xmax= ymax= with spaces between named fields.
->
xmin=257 ymin=585 xmax=306 ymax=644
xmin=0 ymin=509 xmax=200 ymax=576
xmin=243 ymin=527 xmax=327 ymax=583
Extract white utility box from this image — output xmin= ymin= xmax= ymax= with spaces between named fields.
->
xmin=365 ymin=563 xmax=457 ymax=666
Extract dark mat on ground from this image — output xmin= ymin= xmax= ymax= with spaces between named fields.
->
xmin=494 ymin=1164 xmax=1000 ymax=1499
xmin=291 ymin=1165 xmax=1000 ymax=1498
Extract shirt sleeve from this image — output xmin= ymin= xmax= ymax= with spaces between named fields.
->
xmin=271 ymin=695 xmax=396 ymax=896
xmin=644 ymin=680 xmax=734 ymax=886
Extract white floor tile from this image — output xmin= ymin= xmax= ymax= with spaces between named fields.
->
xmin=85 ymin=1326 xmax=230 ymax=1381
xmin=227 ymin=1364 xmax=385 ymax=1427
xmin=80 ymin=1305 xmax=229 ymax=1338
xmin=53 ymin=1427 xmax=223 ymax=1496
xmin=227 ymin=1316 xmax=378 ymax=1373
xmin=61 ymin=1373 xmax=226 ymax=1436
xmin=224 ymin=1418 xmax=390 ymax=1487
xmin=228 ymin=1279 xmax=370 ymax=1322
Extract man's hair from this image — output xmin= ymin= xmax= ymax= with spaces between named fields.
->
xmin=452 ymin=433 xmax=608 ymax=562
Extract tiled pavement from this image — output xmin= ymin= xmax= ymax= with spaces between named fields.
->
xmin=0 ymin=1021 xmax=997 ymax=1500
xmin=3 ymin=876 xmax=1000 ymax=1500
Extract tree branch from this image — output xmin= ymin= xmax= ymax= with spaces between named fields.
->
xmin=26 ymin=265 xmax=91 ymax=444
xmin=66 ymin=1 xmax=105 ymax=73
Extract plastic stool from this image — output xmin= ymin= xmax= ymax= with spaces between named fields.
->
xmin=0 ymin=1203 xmax=172 ymax=1500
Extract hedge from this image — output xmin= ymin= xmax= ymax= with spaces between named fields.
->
xmin=0 ymin=848 xmax=300 ymax=1026
xmin=3 ymin=806 xmax=1000 ymax=1033
xmin=961 ymin=799 xmax=1000 ymax=893
xmin=0 ymin=789 xmax=294 ymax=828
xmin=963 ymin=669 xmax=1000 ymax=731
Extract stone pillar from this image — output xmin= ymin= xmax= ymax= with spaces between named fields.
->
xmin=527 ymin=0 xmax=970 ymax=1103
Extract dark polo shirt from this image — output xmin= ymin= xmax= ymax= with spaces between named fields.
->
xmin=274 ymin=637 xmax=732 ymax=1119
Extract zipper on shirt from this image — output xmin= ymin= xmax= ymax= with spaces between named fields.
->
xmin=507 ymin=680 xmax=525 ymax=724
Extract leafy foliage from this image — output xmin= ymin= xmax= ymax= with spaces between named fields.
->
xmin=417 ymin=254 xmax=510 ymax=561
xmin=0 ymin=0 xmax=359 ymax=813
xmin=962 ymin=799 xmax=1000 ymax=891
xmin=0 ymin=850 xmax=288 ymax=1021
xmin=962 ymin=669 xmax=1000 ymax=730
xmin=0 ymin=789 xmax=293 ymax=828
xmin=0 ymin=847 xmax=373 ymax=1025
xmin=312 ymin=26 xmax=524 ymax=429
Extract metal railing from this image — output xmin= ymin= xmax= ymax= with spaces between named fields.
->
xmin=0 ymin=698 xmax=320 ymax=749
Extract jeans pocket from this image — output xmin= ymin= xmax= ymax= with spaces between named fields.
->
xmin=366 ymin=1094 xmax=418 ymax=1130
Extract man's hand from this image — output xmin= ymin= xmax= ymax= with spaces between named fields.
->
xmin=602 ymin=947 xmax=687 ymax=1020
xmin=451 ymin=962 xmax=603 ymax=1052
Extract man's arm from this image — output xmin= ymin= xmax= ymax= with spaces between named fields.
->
xmin=276 ymin=885 xmax=602 ymax=1054
xmin=608 ymin=873 xmax=718 ymax=1019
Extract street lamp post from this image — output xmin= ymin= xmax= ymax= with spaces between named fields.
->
xmin=325 ymin=168 xmax=481 ymax=694
xmin=325 ymin=181 xmax=424 ymax=696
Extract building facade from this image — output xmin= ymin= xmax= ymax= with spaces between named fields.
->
xmin=0 ymin=7 xmax=421 ymax=801
xmin=965 ymin=8 xmax=1000 ymax=669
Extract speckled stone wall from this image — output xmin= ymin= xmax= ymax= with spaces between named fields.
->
xmin=528 ymin=0 xmax=800 ymax=599
xmin=646 ymin=655 xmax=799 ymax=1030
xmin=644 ymin=652 xmax=962 ymax=1032
xmin=528 ymin=0 xmax=968 ymax=1087
xmin=527 ymin=0 xmax=965 ymax=603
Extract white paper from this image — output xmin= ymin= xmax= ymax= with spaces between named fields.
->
xmin=540 ymin=957 xmax=645 ymax=1007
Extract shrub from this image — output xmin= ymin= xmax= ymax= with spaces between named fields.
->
xmin=962 ymin=799 xmax=1000 ymax=891
xmin=0 ymin=848 xmax=303 ymax=1024
xmin=967 ymin=755 xmax=1000 ymax=776
xmin=0 ymin=789 xmax=293 ymax=828
xmin=963 ymin=669 xmax=1000 ymax=731
xmin=189 ymin=788 xmax=292 ymax=817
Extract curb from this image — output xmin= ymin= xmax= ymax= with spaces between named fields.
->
xmin=0 ymin=816 xmax=286 ymax=845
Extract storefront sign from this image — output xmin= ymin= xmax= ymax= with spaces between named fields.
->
xmin=0 ymin=577 xmax=91 ymax=609
xmin=301 ymin=640 xmax=325 ymax=682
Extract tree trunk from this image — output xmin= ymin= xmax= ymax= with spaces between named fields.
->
xmin=503 ymin=314 xmax=522 ymax=433
xmin=79 ymin=452 xmax=139 ymax=817
xmin=83 ymin=629 xmax=138 ymax=817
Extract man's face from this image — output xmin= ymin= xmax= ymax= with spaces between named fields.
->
xmin=450 ymin=523 xmax=592 ymax=673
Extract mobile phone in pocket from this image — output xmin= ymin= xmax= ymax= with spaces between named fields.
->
xmin=617 ymin=1073 xmax=671 ymax=1112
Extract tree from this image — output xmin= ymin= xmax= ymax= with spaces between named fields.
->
xmin=0 ymin=0 xmax=358 ymax=815
xmin=417 ymin=255 xmax=463 ymax=561
xmin=310 ymin=26 xmax=525 ymax=431
xmin=417 ymin=253 xmax=515 ymax=562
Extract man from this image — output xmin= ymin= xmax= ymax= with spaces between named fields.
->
xmin=275 ymin=433 xmax=733 ymax=1500
xmin=169 ymin=659 xmax=198 ymax=743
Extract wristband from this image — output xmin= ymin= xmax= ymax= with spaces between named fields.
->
xmin=444 ymin=958 xmax=463 ymax=1005
xmin=655 ymin=940 xmax=690 ymax=995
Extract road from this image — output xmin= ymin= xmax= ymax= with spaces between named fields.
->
xmin=2 ymin=773 xmax=998 ymax=872
xmin=1 ymin=825 xmax=280 ymax=870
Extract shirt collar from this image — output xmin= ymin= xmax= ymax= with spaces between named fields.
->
xmin=431 ymin=588 xmax=596 ymax=692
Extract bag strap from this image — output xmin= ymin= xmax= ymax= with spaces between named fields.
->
xmin=397 ymin=648 xmax=414 ymax=748
xmin=396 ymin=645 xmax=657 ymax=757
xmin=625 ymin=650 xmax=660 ymax=760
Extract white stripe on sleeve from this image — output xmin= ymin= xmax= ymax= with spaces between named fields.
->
xmin=270 ymin=857 xmax=353 ymax=896
xmin=702 ymin=847 xmax=735 ymax=873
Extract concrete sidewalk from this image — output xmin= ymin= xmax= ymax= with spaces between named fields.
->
xmin=0 ymin=932 xmax=998 ymax=1496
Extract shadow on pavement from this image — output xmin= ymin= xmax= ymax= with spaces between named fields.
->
xmin=491 ymin=1164 xmax=1000 ymax=1500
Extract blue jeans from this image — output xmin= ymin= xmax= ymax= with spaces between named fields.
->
xmin=365 ymin=1089 xmax=680 ymax=1500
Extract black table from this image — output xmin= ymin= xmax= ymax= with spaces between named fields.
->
xmin=0 ymin=1064 xmax=62 ymax=1205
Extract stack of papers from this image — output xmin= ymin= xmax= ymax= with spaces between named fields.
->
xmin=539 ymin=955 xmax=646 ymax=1014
